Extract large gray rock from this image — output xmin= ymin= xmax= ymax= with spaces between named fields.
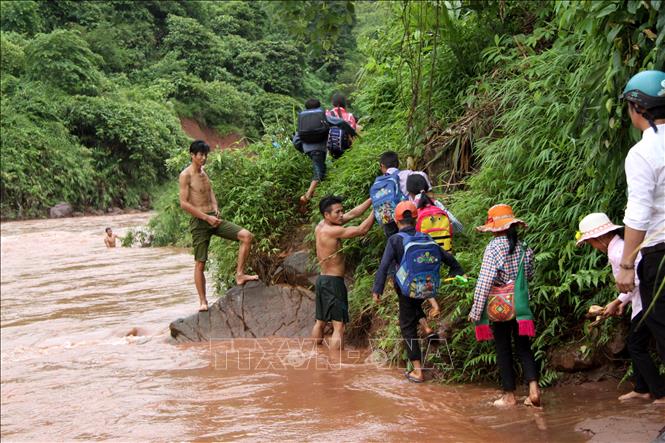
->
xmin=49 ymin=202 xmax=73 ymax=218
xmin=279 ymin=250 xmax=318 ymax=287
xmin=169 ymin=280 xmax=315 ymax=342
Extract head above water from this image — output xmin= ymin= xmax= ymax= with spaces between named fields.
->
xmin=331 ymin=92 xmax=347 ymax=108
xmin=189 ymin=140 xmax=210 ymax=156
xmin=305 ymin=98 xmax=321 ymax=110
xmin=379 ymin=151 xmax=399 ymax=173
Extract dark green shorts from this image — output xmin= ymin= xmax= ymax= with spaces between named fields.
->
xmin=189 ymin=214 xmax=243 ymax=262
xmin=315 ymin=275 xmax=349 ymax=323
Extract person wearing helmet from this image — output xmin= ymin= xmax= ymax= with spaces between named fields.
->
xmin=616 ymin=70 xmax=665 ymax=362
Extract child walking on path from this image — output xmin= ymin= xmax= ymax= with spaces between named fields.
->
xmin=405 ymin=173 xmax=464 ymax=239
xmin=373 ymin=201 xmax=465 ymax=383
xmin=468 ymin=204 xmax=541 ymax=407
xmin=576 ymin=212 xmax=665 ymax=404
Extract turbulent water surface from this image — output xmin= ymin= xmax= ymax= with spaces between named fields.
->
xmin=1 ymin=213 xmax=663 ymax=442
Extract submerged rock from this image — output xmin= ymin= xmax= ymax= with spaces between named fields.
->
xmin=169 ymin=280 xmax=315 ymax=342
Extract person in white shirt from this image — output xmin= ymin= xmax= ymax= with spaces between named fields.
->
xmin=577 ymin=213 xmax=665 ymax=404
xmin=615 ymin=70 xmax=665 ymax=363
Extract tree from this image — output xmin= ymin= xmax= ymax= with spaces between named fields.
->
xmin=25 ymin=29 xmax=104 ymax=95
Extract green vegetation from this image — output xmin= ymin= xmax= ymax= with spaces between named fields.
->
xmin=3 ymin=0 xmax=662 ymax=386
xmin=0 ymin=0 xmax=357 ymax=219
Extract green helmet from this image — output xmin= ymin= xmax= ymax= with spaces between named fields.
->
xmin=620 ymin=70 xmax=665 ymax=109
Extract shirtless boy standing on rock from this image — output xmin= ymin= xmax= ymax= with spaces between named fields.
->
xmin=312 ymin=196 xmax=374 ymax=350
xmin=179 ymin=140 xmax=258 ymax=312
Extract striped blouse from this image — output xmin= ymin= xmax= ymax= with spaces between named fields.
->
xmin=469 ymin=235 xmax=534 ymax=322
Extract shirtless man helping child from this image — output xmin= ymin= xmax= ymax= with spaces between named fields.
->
xmin=312 ymin=196 xmax=374 ymax=350
xmin=179 ymin=140 xmax=258 ymax=312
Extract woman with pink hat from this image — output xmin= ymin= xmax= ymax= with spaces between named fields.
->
xmin=577 ymin=212 xmax=665 ymax=404
xmin=468 ymin=204 xmax=540 ymax=407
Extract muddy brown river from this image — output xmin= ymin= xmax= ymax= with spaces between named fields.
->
xmin=1 ymin=213 xmax=663 ymax=442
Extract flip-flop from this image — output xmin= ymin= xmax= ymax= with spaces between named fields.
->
xmin=404 ymin=370 xmax=424 ymax=383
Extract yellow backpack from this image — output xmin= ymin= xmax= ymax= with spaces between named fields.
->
xmin=416 ymin=204 xmax=453 ymax=252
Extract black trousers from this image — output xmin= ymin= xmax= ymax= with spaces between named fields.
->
xmin=492 ymin=320 xmax=538 ymax=391
xmin=627 ymin=312 xmax=665 ymax=399
xmin=398 ymin=295 xmax=426 ymax=362
xmin=637 ymin=245 xmax=665 ymax=363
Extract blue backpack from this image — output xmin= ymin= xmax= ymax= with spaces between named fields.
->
xmin=370 ymin=171 xmax=405 ymax=225
xmin=395 ymin=232 xmax=441 ymax=299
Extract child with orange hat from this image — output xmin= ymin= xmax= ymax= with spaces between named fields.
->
xmin=468 ymin=204 xmax=540 ymax=407
xmin=372 ymin=201 xmax=465 ymax=383
xmin=576 ymin=212 xmax=665 ymax=404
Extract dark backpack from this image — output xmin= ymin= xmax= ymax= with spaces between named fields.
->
xmin=297 ymin=109 xmax=329 ymax=143
xmin=395 ymin=232 xmax=442 ymax=299
xmin=292 ymin=132 xmax=304 ymax=153
xmin=326 ymin=109 xmax=352 ymax=159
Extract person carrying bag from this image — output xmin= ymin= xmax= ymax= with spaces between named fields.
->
xmin=468 ymin=204 xmax=541 ymax=408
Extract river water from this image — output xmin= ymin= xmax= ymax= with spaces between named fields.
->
xmin=1 ymin=213 xmax=663 ymax=442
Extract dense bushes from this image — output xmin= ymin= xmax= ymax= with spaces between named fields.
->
xmin=0 ymin=1 xmax=359 ymax=219
xmin=65 ymin=95 xmax=187 ymax=207
xmin=25 ymin=29 xmax=104 ymax=95
xmin=341 ymin=0 xmax=664 ymax=384
xmin=0 ymin=107 xmax=95 ymax=219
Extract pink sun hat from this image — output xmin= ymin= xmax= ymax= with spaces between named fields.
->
xmin=575 ymin=212 xmax=623 ymax=246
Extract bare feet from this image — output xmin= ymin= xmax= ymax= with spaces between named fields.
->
xmin=652 ymin=397 xmax=665 ymax=405
xmin=527 ymin=381 xmax=541 ymax=407
xmin=236 ymin=273 xmax=259 ymax=285
xmin=618 ymin=391 xmax=651 ymax=401
xmin=298 ymin=195 xmax=309 ymax=214
xmin=198 ymin=303 xmax=209 ymax=312
xmin=493 ymin=393 xmax=517 ymax=407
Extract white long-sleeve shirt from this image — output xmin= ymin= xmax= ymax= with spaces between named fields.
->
xmin=623 ymin=124 xmax=665 ymax=248
xmin=607 ymin=235 xmax=642 ymax=319
xmin=386 ymin=167 xmax=431 ymax=199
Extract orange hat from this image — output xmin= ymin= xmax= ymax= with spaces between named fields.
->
xmin=475 ymin=204 xmax=527 ymax=233
xmin=394 ymin=201 xmax=417 ymax=222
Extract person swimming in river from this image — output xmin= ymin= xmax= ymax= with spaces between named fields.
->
xmin=312 ymin=195 xmax=374 ymax=351
xmin=104 ymin=227 xmax=123 ymax=248
xmin=179 ymin=140 xmax=258 ymax=312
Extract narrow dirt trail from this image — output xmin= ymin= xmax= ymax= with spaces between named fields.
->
xmin=179 ymin=117 xmax=247 ymax=150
